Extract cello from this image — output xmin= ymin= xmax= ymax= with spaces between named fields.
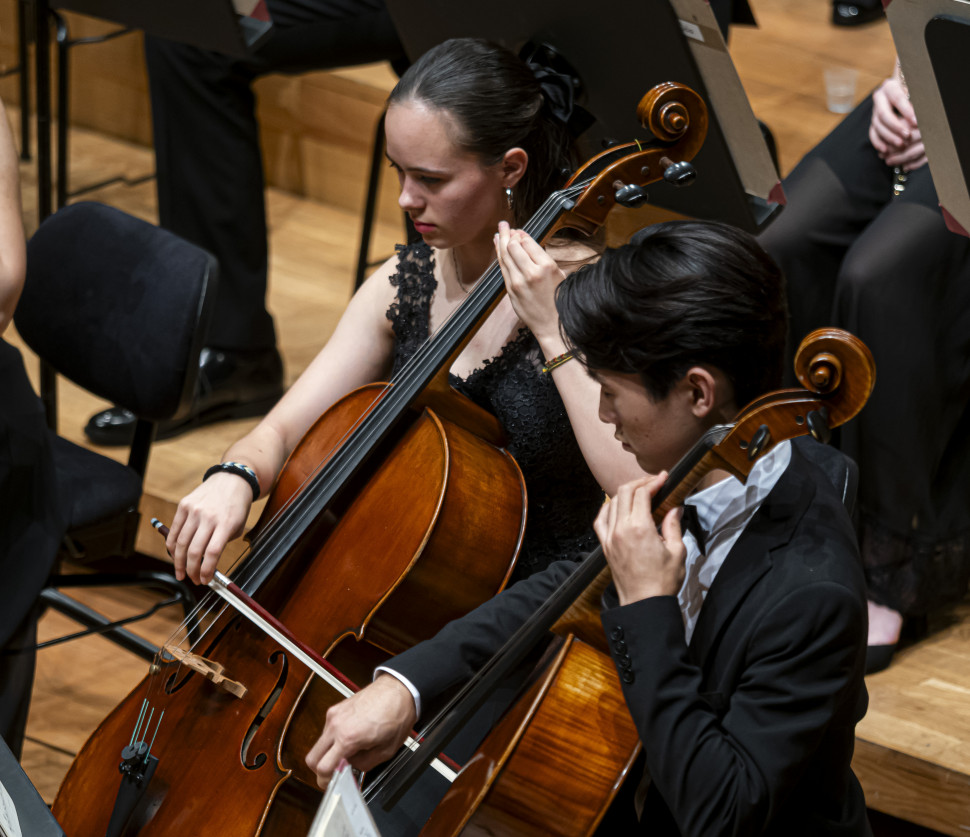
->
xmin=51 ymin=81 xmax=710 ymax=836
xmin=358 ymin=329 xmax=876 ymax=835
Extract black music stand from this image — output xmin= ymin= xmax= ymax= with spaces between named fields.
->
xmin=31 ymin=0 xmax=271 ymax=224
xmin=385 ymin=0 xmax=782 ymax=234
xmin=0 ymin=736 xmax=65 ymax=836
xmin=888 ymin=1 xmax=970 ymax=236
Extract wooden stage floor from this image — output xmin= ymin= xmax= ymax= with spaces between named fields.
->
xmin=3 ymin=1 xmax=969 ymax=834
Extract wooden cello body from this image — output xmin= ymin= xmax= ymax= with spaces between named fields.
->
xmin=52 ymin=386 xmax=525 ymax=836
xmin=421 ymin=635 xmax=640 ymax=836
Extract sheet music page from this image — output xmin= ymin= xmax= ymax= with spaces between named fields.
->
xmin=307 ymin=761 xmax=381 ymax=837
xmin=0 ymin=777 xmax=23 ymax=837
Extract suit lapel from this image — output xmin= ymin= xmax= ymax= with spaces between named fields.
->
xmin=687 ymin=450 xmax=817 ymax=664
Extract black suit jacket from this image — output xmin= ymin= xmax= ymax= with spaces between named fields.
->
xmin=390 ymin=442 xmax=871 ymax=836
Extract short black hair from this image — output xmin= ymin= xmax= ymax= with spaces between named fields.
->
xmin=556 ymin=220 xmax=788 ymax=408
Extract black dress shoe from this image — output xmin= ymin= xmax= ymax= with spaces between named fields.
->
xmin=864 ymin=615 xmax=929 ymax=675
xmin=832 ymin=1 xmax=885 ymax=26
xmin=85 ymin=347 xmax=285 ymax=446
xmin=865 ymin=643 xmax=896 ymax=675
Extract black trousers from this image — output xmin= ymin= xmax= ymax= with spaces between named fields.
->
xmin=759 ymin=96 xmax=970 ymax=616
xmin=144 ymin=0 xmax=405 ymax=351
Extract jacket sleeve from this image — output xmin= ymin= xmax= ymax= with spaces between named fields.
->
xmin=601 ymin=580 xmax=866 ymax=836
xmin=387 ymin=559 xmax=579 ymax=708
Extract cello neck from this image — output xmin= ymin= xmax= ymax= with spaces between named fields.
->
xmin=234 ymin=182 xmax=590 ymax=593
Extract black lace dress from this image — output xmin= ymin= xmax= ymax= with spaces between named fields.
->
xmin=386 ymin=243 xmax=603 ymax=580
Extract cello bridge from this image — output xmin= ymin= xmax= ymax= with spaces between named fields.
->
xmin=163 ymin=644 xmax=248 ymax=698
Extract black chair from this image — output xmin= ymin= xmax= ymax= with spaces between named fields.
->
xmin=355 ymin=111 xmax=418 ymax=290
xmin=14 ymin=201 xmax=217 ymax=661
xmin=49 ymin=11 xmax=149 ymax=209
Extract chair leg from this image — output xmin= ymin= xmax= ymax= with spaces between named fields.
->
xmin=40 ymin=570 xmax=200 ymax=662
xmin=49 ymin=570 xmax=198 ymax=623
xmin=39 ymin=358 xmax=57 ymax=430
xmin=39 ymin=589 xmax=162 ymax=661
xmin=127 ymin=418 xmax=157 ymax=477
xmin=54 ymin=11 xmax=69 ymax=210
xmin=355 ymin=112 xmax=387 ymax=291
xmin=17 ymin=0 xmax=31 ymax=161
xmin=52 ymin=13 xmax=146 ymax=209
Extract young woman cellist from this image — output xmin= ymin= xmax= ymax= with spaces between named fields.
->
xmin=52 ymin=42 xmax=706 ymax=836
xmin=166 ymin=37 xmax=644 ymax=586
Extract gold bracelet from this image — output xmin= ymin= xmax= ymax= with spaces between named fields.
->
xmin=541 ymin=351 xmax=574 ymax=375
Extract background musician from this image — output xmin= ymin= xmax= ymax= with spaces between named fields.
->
xmin=164 ymin=38 xmax=644 ymax=587
xmin=87 ymin=0 xmax=763 ymax=449
xmin=307 ymin=220 xmax=872 ymax=836
xmin=759 ymin=56 xmax=970 ymax=673
xmin=84 ymin=0 xmax=407 ymax=445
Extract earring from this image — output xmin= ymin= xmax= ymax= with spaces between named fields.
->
xmin=505 ymin=187 xmax=514 ymax=211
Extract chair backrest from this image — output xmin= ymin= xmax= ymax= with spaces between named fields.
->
xmin=15 ymin=202 xmax=217 ymax=423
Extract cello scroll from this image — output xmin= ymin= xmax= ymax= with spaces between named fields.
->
xmin=549 ymin=82 xmax=708 ymax=238
xmin=708 ymin=328 xmax=875 ymax=482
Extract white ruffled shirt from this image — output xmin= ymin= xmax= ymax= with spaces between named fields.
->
xmin=679 ymin=439 xmax=791 ymax=643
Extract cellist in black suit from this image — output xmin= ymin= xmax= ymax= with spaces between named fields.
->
xmin=306 ymin=220 xmax=872 ymax=835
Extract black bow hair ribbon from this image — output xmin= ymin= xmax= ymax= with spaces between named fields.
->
xmin=528 ymin=63 xmax=578 ymax=127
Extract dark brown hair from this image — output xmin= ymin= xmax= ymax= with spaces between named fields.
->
xmin=388 ymin=38 xmax=575 ymax=225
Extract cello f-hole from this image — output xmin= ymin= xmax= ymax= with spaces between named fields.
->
xmin=242 ymin=650 xmax=289 ymax=770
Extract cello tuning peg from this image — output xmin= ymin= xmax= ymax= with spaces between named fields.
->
xmin=601 ymin=137 xmax=620 ymax=149
xmin=806 ymin=409 xmax=832 ymax=445
xmin=747 ymin=424 xmax=772 ymax=460
xmin=662 ymin=160 xmax=696 ymax=187
xmin=614 ymin=182 xmax=649 ymax=208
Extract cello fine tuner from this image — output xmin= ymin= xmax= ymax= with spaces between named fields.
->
xmin=163 ymin=644 xmax=248 ymax=699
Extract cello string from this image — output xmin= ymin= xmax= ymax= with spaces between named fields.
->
xmin=147 ymin=518 xmax=240 ymax=651
xmin=140 ymin=179 xmax=590 ymax=699
xmin=229 ymin=185 xmax=584 ymax=594
xmin=156 ymin=180 xmax=588 ymax=667
xmin=108 ymin=147 xmax=660 ymax=793
xmin=164 ymin=152 xmax=617 ymax=614
xmin=206 ymin=572 xmax=460 ymax=782
xmin=239 ymin=391 xmax=397 ymax=559
xmin=161 ymin=178 xmax=588 ymax=601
